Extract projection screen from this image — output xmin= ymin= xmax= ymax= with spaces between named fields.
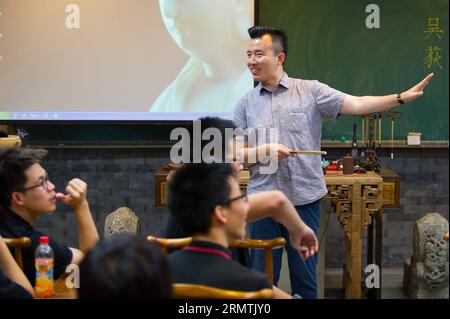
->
xmin=0 ymin=0 xmax=255 ymax=121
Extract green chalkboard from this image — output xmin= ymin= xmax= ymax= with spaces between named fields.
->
xmin=259 ymin=0 xmax=449 ymax=141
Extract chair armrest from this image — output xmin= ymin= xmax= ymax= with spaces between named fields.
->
xmin=3 ymin=237 xmax=32 ymax=248
xmin=147 ymin=236 xmax=192 ymax=248
xmin=172 ymin=283 xmax=273 ymax=299
xmin=230 ymin=237 xmax=286 ymax=250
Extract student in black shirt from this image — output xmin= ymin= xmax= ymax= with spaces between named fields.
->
xmin=0 ymin=235 xmax=33 ymax=299
xmin=168 ymin=163 xmax=291 ymax=298
xmin=0 ymin=148 xmax=99 ymax=285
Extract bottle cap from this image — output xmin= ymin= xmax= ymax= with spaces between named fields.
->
xmin=39 ymin=236 xmax=49 ymax=244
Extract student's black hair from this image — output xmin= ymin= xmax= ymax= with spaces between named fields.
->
xmin=79 ymin=234 xmax=173 ymax=299
xmin=248 ymin=25 xmax=288 ymax=58
xmin=168 ymin=163 xmax=237 ymax=235
xmin=0 ymin=148 xmax=47 ymax=208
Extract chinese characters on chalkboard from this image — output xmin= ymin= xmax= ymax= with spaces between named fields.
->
xmin=423 ymin=17 xmax=445 ymax=70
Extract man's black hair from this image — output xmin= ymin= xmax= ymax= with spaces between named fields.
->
xmin=184 ymin=116 xmax=239 ymax=163
xmin=79 ymin=234 xmax=173 ymax=299
xmin=248 ymin=25 xmax=288 ymax=58
xmin=168 ymin=163 xmax=237 ymax=235
xmin=0 ymin=148 xmax=47 ymax=208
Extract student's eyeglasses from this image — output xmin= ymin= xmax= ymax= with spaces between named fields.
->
xmin=221 ymin=193 xmax=248 ymax=206
xmin=15 ymin=176 xmax=50 ymax=192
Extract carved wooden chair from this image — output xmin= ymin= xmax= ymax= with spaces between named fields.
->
xmin=147 ymin=236 xmax=286 ymax=284
xmin=172 ymin=283 xmax=273 ymax=299
xmin=3 ymin=237 xmax=31 ymax=270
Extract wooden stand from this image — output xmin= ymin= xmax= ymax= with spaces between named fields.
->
xmin=379 ymin=168 xmax=400 ymax=208
xmin=323 ymin=172 xmax=383 ymax=299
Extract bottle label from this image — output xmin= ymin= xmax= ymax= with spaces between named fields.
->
xmin=35 ymin=258 xmax=54 ymax=298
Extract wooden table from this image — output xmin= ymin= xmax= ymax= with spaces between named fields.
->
xmin=35 ymin=276 xmax=77 ymax=299
xmin=54 ymin=276 xmax=77 ymax=299
xmin=155 ymin=167 xmax=386 ymax=299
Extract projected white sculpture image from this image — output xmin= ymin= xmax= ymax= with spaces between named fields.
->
xmin=150 ymin=0 xmax=254 ymax=113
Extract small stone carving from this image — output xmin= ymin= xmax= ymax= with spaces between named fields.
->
xmin=104 ymin=207 xmax=141 ymax=238
xmin=403 ymin=213 xmax=449 ymax=299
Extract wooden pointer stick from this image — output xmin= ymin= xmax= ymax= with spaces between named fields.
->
xmin=289 ymin=150 xmax=327 ymax=155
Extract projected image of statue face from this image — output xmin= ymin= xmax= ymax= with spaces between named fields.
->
xmin=150 ymin=0 xmax=254 ymax=113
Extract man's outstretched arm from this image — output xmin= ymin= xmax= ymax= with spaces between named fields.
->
xmin=340 ymin=73 xmax=433 ymax=115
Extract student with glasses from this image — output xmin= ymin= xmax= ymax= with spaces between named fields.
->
xmin=0 ymin=148 xmax=99 ymax=287
xmin=169 ymin=163 xmax=292 ymax=297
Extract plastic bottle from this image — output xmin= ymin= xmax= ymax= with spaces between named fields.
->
xmin=35 ymin=236 xmax=54 ymax=298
